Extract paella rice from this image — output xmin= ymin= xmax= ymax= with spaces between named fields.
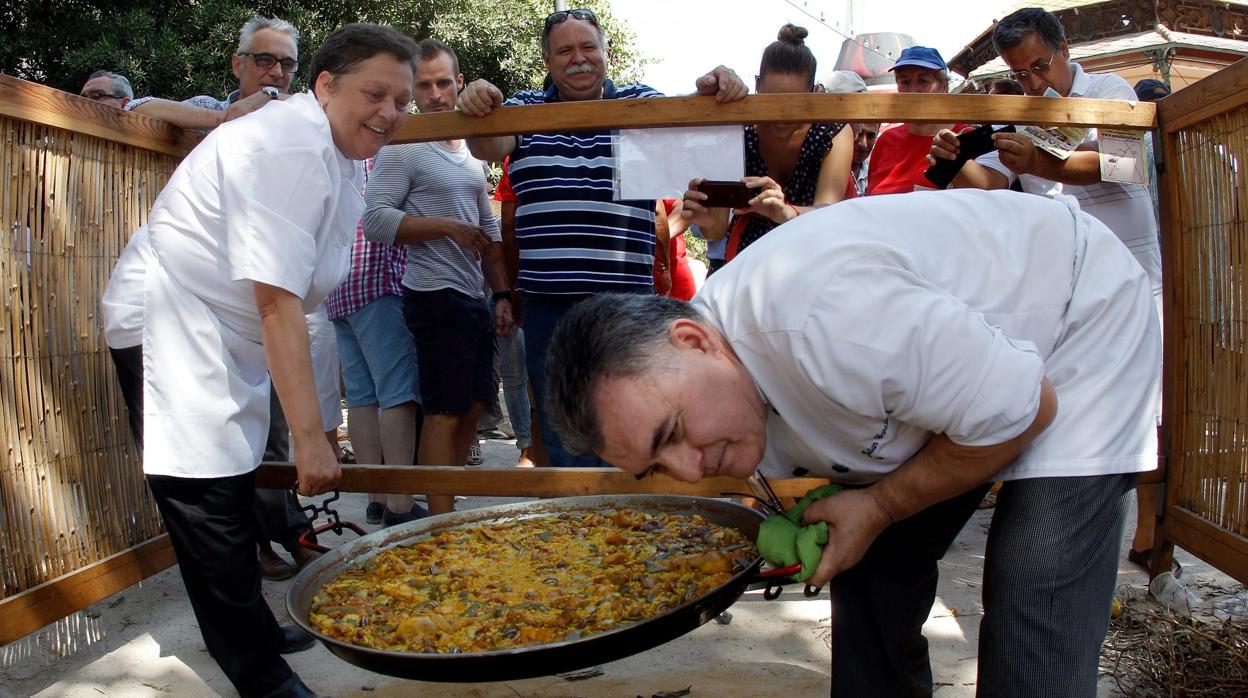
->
xmin=308 ymin=508 xmax=756 ymax=653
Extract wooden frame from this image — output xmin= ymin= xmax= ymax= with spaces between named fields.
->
xmin=1155 ymin=55 xmax=1248 ymax=584
xmin=0 ymin=534 xmax=175 ymax=645
xmin=0 ymin=74 xmax=198 ymax=157
xmin=391 ymin=93 xmax=1155 ymax=144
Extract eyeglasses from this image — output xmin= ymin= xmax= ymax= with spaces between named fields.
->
xmin=81 ymin=89 xmax=124 ymax=102
xmin=1007 ymin=50 xmax=1058 ymax=82
xmin=543 ymin=8 xmax=599 ymax=39
xmin=237 ymin=52 xmax=299 ymax=74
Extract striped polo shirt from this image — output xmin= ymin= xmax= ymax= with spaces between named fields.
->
xmin=506 ymin=80 xmax=662 ymax=295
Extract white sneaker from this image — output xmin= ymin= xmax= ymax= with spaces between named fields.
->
xmin=466 ymin=443 xmax=484 ymax=466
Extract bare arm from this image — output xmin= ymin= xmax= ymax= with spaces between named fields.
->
xmin=803 ymin=376 xmax=1058 ymax=586
xmin=808 ymin=125 xmax=855 ymax=208
xmin=653 ymin=201 xmax=672 ymax=296
xmin=457 ymin=78 xmax=517 ymax=162
xmin=130 ymin=91 xmax=278 ymax=130
xmin=254 ymin=282 xmax=340 ymax=495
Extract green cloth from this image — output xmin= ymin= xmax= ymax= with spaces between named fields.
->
xmin=756 ymin=485 xmax=842 ymax=582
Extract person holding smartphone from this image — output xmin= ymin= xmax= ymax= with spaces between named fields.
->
xmin=682 ymin=24 xmax=853 ymax=263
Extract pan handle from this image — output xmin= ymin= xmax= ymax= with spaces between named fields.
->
xmin=295 ymin=489 xmax=365 ymax=552
xmin=746 ymin=563 xmax=825 ymax=600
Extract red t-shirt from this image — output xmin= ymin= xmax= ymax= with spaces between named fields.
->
xmin=653 ymin=199 xmax=696 ymax=301
xmin=494 ymin=156 xmax=516 ymax=203
xmin=866 ymin=124 xmax=965 ymax=195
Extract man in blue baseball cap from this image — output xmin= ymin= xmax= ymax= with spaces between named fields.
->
xmin=866 ymin=46 xmax=963 ymax=194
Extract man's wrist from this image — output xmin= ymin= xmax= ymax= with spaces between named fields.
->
xmin=491 ymin=289 xmax=513 ymax=302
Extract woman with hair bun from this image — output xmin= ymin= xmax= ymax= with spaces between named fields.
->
xmin=683 ymin=24 xmax=853 ymax=261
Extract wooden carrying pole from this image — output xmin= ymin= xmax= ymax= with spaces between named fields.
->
xmin=391 ymin=93 xmax=1155 ymax=144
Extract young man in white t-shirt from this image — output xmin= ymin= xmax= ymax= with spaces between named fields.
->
xmin=543 ymin=190 xmax=1160 ymax=697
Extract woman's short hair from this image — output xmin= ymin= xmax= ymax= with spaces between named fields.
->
xmin=308 ymin=23 xmax=419 ymax=96
xmin=546 ymin=293 xmax=702 ymax=456
xmin=759 ymin=24 xmax=817 ymax=90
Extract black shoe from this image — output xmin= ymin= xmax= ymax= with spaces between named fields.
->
xmin=279 ymin=624 xmax=316 ymax=654
xmin=382 ymin=502 xmax=430 ymax=528
xmin=365 ymin=500 xmax=384 ymax=525
xmin=259 ymin=674 xmax=323 ymax=698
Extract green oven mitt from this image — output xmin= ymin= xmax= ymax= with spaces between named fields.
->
xmin=756 ymin=484 xmax=842 ymax=582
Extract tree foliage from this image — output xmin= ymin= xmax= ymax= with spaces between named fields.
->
xmin=0 ymin=0 xmax=646 ymax=101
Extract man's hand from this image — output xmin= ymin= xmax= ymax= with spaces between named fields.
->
xmin=459 ymin=79 xmax=505 ymax=117
xmin=223 ymin=90 xmax=281 ymax=124
xmin=448 ymin=221 xmax=493 ymax=259
xmin=294 ymin=436 xmax=341 ymax=496
xmin=682 ymin=178 xmax=724 ymax=230
xmin=928 ymin=128 xmax=962 ymax=165
xmin=800 ymin=488 xmax=895 ymax=588
xmin=992 ymin=132 xmax=1040 ymax=175
xmin=741 ymin=176 xmax=793 ymax=224
xmin=494 ymin=298 xmax=514 ymax=337
xmin=695 ymin=66 xmax=748 ymax=102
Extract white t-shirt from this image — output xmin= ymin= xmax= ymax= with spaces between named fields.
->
xmin=142 ymin=92 xmax=363 ymax=478
xmin=976 ymin=63 xmax=1162 ymax=297
xmin=692 ymin=189 xmax=1160 ymax=484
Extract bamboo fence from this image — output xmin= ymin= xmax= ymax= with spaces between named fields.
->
xmin=1162 ymin=81 xmax=1248 ymax=560
xmin=0 ymin=111 xmax=178 ymax=600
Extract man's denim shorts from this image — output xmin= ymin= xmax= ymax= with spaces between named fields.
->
xmin=333 ymin=294 xmax=419 ymax=409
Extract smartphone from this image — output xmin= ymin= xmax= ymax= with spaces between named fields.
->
xmin=695 ymin=180 xmax=755 ymax=209
xmin=924 ymin=124 xmax=1016 ymax=189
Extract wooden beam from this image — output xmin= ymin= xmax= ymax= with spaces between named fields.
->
xmin=0 ymin=534 xmax=176 ymax=646
xmin=1159 ymin=56 xmax=1248 ymax=133
xmin=1158 ymin=506 xmax=1248 ymax=586
xmin=391 ymin=93 xmax=1156 ymax=144
xmin=254 ymin=463 xmax=831 ymax=499
xmin=0 ymin=74 xmax=198 ymax=157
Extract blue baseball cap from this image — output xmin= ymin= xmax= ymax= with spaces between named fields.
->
xmin=889 ymin=46 xmax=947 ymax=72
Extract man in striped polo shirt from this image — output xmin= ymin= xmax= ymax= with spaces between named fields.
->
xmin=458 ymin=7 xmax=747 ymax=467
xmin=364 ymin=39 xmax=514 ymax=515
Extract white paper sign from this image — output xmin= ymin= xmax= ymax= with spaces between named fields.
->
xmin=615 ymin=126 xmax=745 ymax=200
xmin=1098 ymin=128 xmax=1147 ymax=185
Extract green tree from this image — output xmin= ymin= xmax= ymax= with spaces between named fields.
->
xmin=1 ymin=0 xmax=645 ymax=101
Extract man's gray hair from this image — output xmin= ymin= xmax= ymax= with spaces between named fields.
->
xmin=546 ymin=293 xmax=703 ymax=456
xmin=87 ymin=70 xmax=133 ymax=99
xmin=238 ymin=17 xmax=300 ymax=54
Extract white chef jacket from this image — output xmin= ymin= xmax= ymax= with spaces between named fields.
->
xmin=100 ymin=226 xmax=153 ymax=349
xmin=692 ymin=189 xmax=1160 ymax=484
xmin=975 ymin=63 xmax=1162 ymax=297
xmin=142 ymin=92 xmax=363 ymax=478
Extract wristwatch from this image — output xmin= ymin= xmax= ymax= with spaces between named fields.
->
xmin=491 ymin=289 xmax=514 ymax=302
xmin=261 ymin=86 xmax=280 ymax=100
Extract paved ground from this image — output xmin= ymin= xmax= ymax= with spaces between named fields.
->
xmin=2 ymin=434 xmax=1241 ymax=698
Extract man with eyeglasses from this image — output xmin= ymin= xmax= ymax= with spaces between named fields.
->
xmin=930 ymin=8 xmax=1161 ymax=301
xmin=80 ymin=70 xmax=133 ymax=108
xmin=456 ymin=7 xmax=746 ymax=469
xmin=124 ymin=16 xmax=299 ymax=131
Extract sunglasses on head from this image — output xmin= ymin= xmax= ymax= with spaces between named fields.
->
xmin=543 ymin=8 xmax=599 ymax=38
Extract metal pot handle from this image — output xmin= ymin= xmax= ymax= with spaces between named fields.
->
xmin=747 ymin=563 xmax=824 ymax=600
xmin=296 ymin=489 xmax=366 ymax=553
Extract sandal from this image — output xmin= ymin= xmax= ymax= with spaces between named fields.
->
xmin=1128 ymin=548 xmax=1183 ymax=578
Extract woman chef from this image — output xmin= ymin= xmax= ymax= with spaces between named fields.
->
xmin=133 ymin=24 xmax=417 ymax=698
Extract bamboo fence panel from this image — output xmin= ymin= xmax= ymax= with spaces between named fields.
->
xmin=0 ymin=115 xmax=176 ymax=601
xmin=1168 ymin=104 xmax=1248 ymax=542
